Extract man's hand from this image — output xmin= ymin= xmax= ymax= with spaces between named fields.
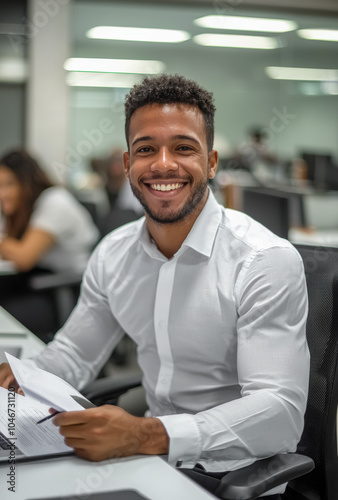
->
xmin=53 ymin=405 xmax=169 ymax=462
xmin=0 ymin=363 xmax=23 ymax=393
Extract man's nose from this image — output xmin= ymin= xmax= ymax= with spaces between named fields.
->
xmin=150 ymin=148 xmax=178 ymax=172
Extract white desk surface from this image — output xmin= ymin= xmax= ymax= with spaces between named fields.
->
xmin=289 ymin=227 xmax=338 ymax=247
xmin=1 ymin=454 xmax=215 ymax=500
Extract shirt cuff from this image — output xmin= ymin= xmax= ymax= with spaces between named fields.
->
xmin=156 ymin=413 xmax=202 ymax=468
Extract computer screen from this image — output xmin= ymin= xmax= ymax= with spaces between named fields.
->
xmin=301 ymin=152 xmax=335 ymax=189
xmin=242 ymin=188 xmax=290 ymax=239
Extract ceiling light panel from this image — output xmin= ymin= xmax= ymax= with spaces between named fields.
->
xmin=194 ymin=34 xmax=278 ymax=50
xmin=87 ymin=26 xmax=190 ymax=43
xmin=266 ymin=66 xmax=338 ymax=81
xmin=298 ymin=29 xmax=338 ymax=42
xmin=64 ymin=58 xmax=165 ymax=74
xmin=66 ymin=72 xmax=141 ymax=88
xmin=194 ymin=15 xmax=297 ymax=33
xmin=0 ymin=59 xmax=27 ymax=82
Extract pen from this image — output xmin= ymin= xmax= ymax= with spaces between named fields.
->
xmin=36 ymin=411 xmax=61 ymax=424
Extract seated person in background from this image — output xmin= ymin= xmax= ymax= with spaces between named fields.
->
xmin=0 ymin=150 xmax=99 ymax=273
xmin=0 ymin=76 xmax=309 ymax=499
xmin=236 ymin=127 xmax=277 ymax=170
xmin=91 ymin=148 xmax=143 ymax=214
xmin=233 ymin=127 xmax=281 ymax=184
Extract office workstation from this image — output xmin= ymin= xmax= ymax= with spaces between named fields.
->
xmin=1 ymin=1 xmax=338 ymax=499
xmin=0 ymin=308 xmax=217 ymax=500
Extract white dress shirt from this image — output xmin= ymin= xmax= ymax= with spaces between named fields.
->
xmin=30 ymin=189 xmax=309 ymax=483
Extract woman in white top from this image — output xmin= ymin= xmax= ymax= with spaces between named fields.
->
xmin=0 ymin=150 xmax=99 ymax=273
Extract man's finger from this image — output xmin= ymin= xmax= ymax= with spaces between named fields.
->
xmin=53 ymin=410 xmax=90 ymax=427
xmin=59 ymin=424 xmax=88 ymax=439
xmin=64 ymin=436 xmax=86 ymax=448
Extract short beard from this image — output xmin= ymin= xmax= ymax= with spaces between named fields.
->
xmin=129 ymin=177 xmax=208 ymax=224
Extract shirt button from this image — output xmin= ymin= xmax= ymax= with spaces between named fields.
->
xmin=161 ymin=378 xmax=167 ymax=384
xmin=159 ymin=320 xmax=164 ymax=328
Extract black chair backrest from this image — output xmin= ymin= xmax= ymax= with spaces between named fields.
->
xmin=285 ymin=244 xmax=338 ymax=500
xmin=97 ymin=208 xmax=141 ymax=238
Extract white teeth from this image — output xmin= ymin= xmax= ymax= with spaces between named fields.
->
xmin=150 ymin=183 xmax=184 ymax=192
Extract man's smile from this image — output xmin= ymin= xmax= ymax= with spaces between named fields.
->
xmin=149 ymin=182 xmax=184 ymax=192
xmin=141 ymin=179 xmax=189 ymax=199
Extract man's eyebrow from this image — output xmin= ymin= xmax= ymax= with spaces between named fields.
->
xmin=173 ymin=135 xmax=200 ymax=144
xmin=131 ymin=136 xmax=152 ymax=147
xmin=131 ymin=134 xmax=200 ymax=147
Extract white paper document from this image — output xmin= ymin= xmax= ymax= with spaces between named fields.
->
xmin=0 ymin=387 xmax=71 ymax=457
xmin=0 ymin=354 xmax=94 ymax=461
xmin=6 ymin=353 xmax=90 ymax=412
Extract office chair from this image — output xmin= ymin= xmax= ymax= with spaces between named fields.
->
xmin=0 ymin=271 xmax=82 ymax=343
xmin=83 ymin=243 xmax=338 ymax=499
xmin=282 ymin=244 xmax=338 ymax=500
xmin=97 ymin=207 xmax=142 ymax=239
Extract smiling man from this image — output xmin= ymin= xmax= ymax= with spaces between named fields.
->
xmin=0 ymin=75 xmax=309 ymax=499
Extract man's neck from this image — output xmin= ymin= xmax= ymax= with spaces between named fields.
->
xmin=145 ymin=194 xmax=208 ymax=259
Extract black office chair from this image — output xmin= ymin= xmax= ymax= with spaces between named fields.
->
xmin=97 ymin=207 xmax=142 ymax=239
xmin=282 ymin=244 xmax=338 ymax=500
xmin=83 ymin=243 xmax=338 ymax=499
xmin=0 ymin=271 xmax=82 ymax=343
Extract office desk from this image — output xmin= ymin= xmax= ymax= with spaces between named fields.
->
xmin=289 ymin=227 xmax=338 ymax=247
xmin=0 ymin=306 xmax=45 ymax=361
xmin=3 ymin=455 xmax=215 ymax=500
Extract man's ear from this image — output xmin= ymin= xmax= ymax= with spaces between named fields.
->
xmin=123 ymin=151 xmax=130 ymax=178
xmin=208 ymin=150 xmax=218 ymax=180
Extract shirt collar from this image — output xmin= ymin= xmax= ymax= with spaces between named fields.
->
xmin=138 ymin=188 xmax=222 ymax=260
xmin=181 ymin=188 xmax=222 ymax=258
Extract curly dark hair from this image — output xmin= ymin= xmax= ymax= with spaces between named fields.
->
xmin=125 ymin=74 xmax=216 ymax=151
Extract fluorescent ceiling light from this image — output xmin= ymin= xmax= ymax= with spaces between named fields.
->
xmin=87 ymin=26 xmax=190 ymax=43
xmin=298 ymin=29 xmax=338 ymax=42
xmin=0 ymin=59 xmax=27 ymax=82
xmin=194 ymin=15 xmax=297 ymax=33
xmin=64 ymin=58 xmax=165 ymax=74
xmin=194 ymin=34 xmax=277 ymax=49
xmin=321 ymin=81 xmax=338 ymax=95
xmin=66 ymin=72 xmax=141 ymax=88
xmin=266 ymin=66 xmax=338 ymax=81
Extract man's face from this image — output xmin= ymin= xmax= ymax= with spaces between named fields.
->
xmin=123 ymin=103 xmax=217 ymax=224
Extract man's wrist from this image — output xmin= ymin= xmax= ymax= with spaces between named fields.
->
xmin=137 ymin=417 xmax=169 ymax=455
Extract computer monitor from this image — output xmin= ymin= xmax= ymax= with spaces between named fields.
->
xmin=242 ymin=188 xmax=290 ymax=239
xmin=301 ymin=152 xmax=333 ymax=189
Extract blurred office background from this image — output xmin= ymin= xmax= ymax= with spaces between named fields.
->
xmin=1 ymin=0 xmax=338 ymax=410
xmin=1 ymin=0 xmax=337 ymax=182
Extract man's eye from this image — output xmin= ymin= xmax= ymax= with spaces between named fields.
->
xmin=178 ymin=146 xmax=192 ymax=151
xmin=137 ymin=147 xmax=152 ymax=153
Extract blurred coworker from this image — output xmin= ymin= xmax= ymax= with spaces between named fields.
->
xmin=91 ymin=148 xmax=143 ymax=214
xmin=0 ymin=150 xmax=99 ymax=274
xmin=236 ymin=127 xmax=277 ymax=171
